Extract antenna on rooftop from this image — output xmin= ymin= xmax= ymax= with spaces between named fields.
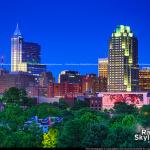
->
xmin=0 ymin=55 xmax=4 ymax=69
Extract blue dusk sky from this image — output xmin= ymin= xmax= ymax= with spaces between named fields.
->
xmin=0 ymin=0 xmax=150 ymax=80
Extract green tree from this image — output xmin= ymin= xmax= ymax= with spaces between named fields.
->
xmin=1 ymin=133 xmax=17 ymax=147
xmin=58 ymin=118 xmax=85 ymax=148
xmin=0 ymin=127 xmax=9 ymax=147
xmin=2 ymin=87 xmax=22 ymax=104
xmin=81 ymin=122 xmax=108 ymax=148
xmin=122 ymin=114 xmax=136 ymax=127
xmin=114 ymin=102 xmax=138 ymax=115
xmin=61 ymin=109 xmax=74 ymax=121
xmin=139 ymin=105 xmax=150 ymax=127
xmin=79 ymin=112 xmax=104 ymax=123
xmin=104 ymin=124 xmax=136 ymax=148
xmin=0 ymin=104 xmax=25 ymax=131
xmin=2 ymin=87 xmax=29 ymax=106
xmin=71 ymin=99 xmax=90 ymax=110
xmin=110 ymin=114 xmax=126 ymax=125
xmin=26 ymin=123 xmax=43 ymax=147
xmin=58 ymin=108 xmax=109 ymax=148
xmin=74 ymin=108 xmax=109 ymax=122
xmin=24 ymin=103 xmax=63 ymax=119
xmin=42 ymin=128 xmax=58 ymax=148
xmin=0 ymin=123 xmax=43 ymax=147
xmin=59 ymin=99 xmax=69 ymax=110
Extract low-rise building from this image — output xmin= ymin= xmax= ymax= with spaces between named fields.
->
xmin=0 ymin=72 xmax=37 ymax=96
xmin=47 ymin=82 xmax=82 ymax=98
xmin=24 ymin=116 xmax=63 ymax=133
xmin=97 ymin=92 xmax=150 ymax=110
xmin=139 ymin=67 xmax=150 ymax=91
xmin=90 ymin=96 xmax=102 ymax=110
xmin=82 ymin=74 xmax=100 ymax=94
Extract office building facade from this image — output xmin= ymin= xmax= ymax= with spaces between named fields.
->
xmin=0 ymin=72 xmax=36 ymax=95
xmin=139 ymin=67 xmax=150 ymax=91
xmin=22 ymin=42 xmax=41 ymax=63
xmin=82 ymin=74 xmax=100 ymax=94
xmin=98 ymin=92 xmax=150 ymax=110
xmin=98 ymin=58 xmax=108 ymax=78
xmin=39 ymin=72 xmax=54 ymax=87
xmin=58 ymin=70 xmax=82 ymax=84
xmin=11 ymin=24 xmax=26 ymax=72
xmin=11 ymin=25 xmax=46 ymax=76
xmin=108 ymin=25 xmax=139 ymax=92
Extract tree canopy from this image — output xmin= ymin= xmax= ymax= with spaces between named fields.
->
xmin=0 ymin=87 xmax=150 ymax=148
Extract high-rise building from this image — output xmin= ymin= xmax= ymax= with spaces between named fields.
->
xmin=22 ymin=42 xmax=41 ymax=63
xmin=11 ymin=25 xmax=46 ymax=76
xmin=139 ymin=67 xmax=150 ymax=91
xmin=22 ymin=42 xmax=46 ymax=76
xmin=11 ymin=24 xmax=27 ymax=72
xmin=98 ymin=58 xmax=108 ymax=78
xmin=108 ymin=25 xmax=139 ymax=92
xmin=58 ymin=70 xmax=82 ymax=84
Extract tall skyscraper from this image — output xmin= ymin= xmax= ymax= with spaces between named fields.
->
xmin=108 ymin=25 xmax=139 ymax=92
xmin=11 ymin=24 xmax=27 ymax=72
xmin=98 ymin=58 xmax=108 ymax=78
xmin=11 ymin=25 xmax=46 ymax=76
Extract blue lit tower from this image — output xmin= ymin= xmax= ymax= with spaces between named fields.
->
xmin=11 ymin=24 xmax=26 ymax=72
xmin=11 ymin=24 xmax=46 ymax=76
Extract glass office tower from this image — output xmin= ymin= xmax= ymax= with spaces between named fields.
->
xmin=11 ymin=25 xmax=46 ymax=76
xmin=11 ymin=24 xmax=27 ymax=72
xmin=22 ymin=42 xmax=41 ymax=64
xmin=107 ymin=25 xmax=139 ymax=92
xmin=22 ymin=42 xmax=46 ymax=76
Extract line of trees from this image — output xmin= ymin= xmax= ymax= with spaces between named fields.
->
xmin=0 ymin=87 xmax=150 ymax=148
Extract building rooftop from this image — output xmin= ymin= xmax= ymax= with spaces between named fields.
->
xmin=112 ymin=25 xmax=133 ymax=37
xmin=14 ymin=24 xmax=22 ymax=36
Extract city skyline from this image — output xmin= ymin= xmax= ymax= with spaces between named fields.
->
xmin=0 ymin=0 xmax=150 ymax=79
xmin=0 ymin=1 xmax=150 ymax=148
xmin=2 ymin=23 xmax=150 ymax=81
xmin=6 ymin=23 xmax=150 ymax=81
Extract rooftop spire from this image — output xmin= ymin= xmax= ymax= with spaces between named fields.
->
xmin=14 ymin=23 xmax=21 ymax=36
